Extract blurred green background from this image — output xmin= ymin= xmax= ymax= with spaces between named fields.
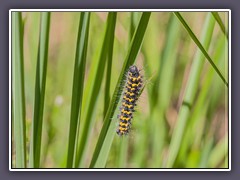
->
xmin=12 ymin=11 xmax=229 ymax=169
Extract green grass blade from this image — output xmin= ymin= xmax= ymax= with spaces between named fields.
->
xmin=103 ymin=58 xmax=112 ymax=118
xmin=166 ymin=13 xmax=215 ymax=168
xmin=89 ymin=12 xmax=151 ymax=168
xmin=103 ymin=14 xmax=115 ymax=118
xmin=191 ymin=35 xmax=226 ymax=146
xmin=157 ymin=14 xmax=180 ymax=111
xmin=75 ymin=12 xmax=117 ymax=167
xmin=208 ymin=135 xmax=228 ymax=168
xmin=130 ymin=12 xmax=141 ymax=41
xmin=66 ymin=12 xmax=90 ymax=168
xmin=29 ymin=12 xmax=51 ymax=168
xmin=177 ymin=34 xmax=226 ymax=166
xmin=174 ymin=12 xmax=228 ymax=87
xmin=117 ymin=136 xmax=129 ymax=167
xmin=12 ymin=12 xmax=27 ymax=168
xmin=151 ymin=13 xmax=180 ymax=167
xmin=211 ymin=12 xmax=228 ymax=39
xmin=198 ymin=138 xmax=214 ymax=168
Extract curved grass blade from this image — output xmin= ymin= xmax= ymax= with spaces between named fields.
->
xmin=66 ymin=12 xmax=90 ymax=168
xmin=211 ymin=12 xmax=228 ymax=39
xmin=166 ymin=13 xmax=215 ymax=168
xmin=12 ymin=12 xmax=27 ymax=168
xmin=174 ymin=12 xmax=228 ymax=87
xmin=89 ymin=12 xmax=151 ymax=168
xmin=29 ymin=12 xmax=51 ymax=168
xmin=75 ymin=12 xmax=117 ymax=167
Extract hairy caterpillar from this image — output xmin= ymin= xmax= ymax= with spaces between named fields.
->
xmin=116 ymin=65 xmax=143 ymax=136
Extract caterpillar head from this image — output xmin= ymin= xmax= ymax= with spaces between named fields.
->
xmin=129 ymin=65 xmax=139 ymax=77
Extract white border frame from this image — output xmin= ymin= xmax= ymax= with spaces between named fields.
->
xmin=9 ymin=9 xmax=231 ymax=171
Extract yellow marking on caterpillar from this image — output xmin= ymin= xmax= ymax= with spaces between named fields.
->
xmin=120 ymin=122 xmax=128 ymax=126
xmin=127 ymin=86 xmax=136 ymax=91
xmin=120 ymin=116 xmax=131 ymax=121
xmin=123 ymin=96 xmax=135 ymax=102
xmin=119 ymin=127 xmax=127 ymax=131
xmin=131 ymin=83 xmax=137 ymax=87
xmin=121 ymin=109 xmax=131 ymax=114
xmin=125 ymin=92 xmax=135 ymax=96
xmin=122 ymin=103 xmax=133 ymax=109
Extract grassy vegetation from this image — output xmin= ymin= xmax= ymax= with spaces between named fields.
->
xmin=66 ymin=12 xmax=90 ymax=168
xmin=12 ymin=12 xmax=27 ymax=168
xmin=29 ymin=12 xmax=51 ymax=168
xmin=12 ymin=11 xmax=229 ymax=168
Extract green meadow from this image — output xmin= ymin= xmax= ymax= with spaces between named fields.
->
xmin=12 ymin=11 xmax=229 ymax=168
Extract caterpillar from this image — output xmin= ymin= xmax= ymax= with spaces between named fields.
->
xmin=116 ymin=65 xmax=143 ymax=136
